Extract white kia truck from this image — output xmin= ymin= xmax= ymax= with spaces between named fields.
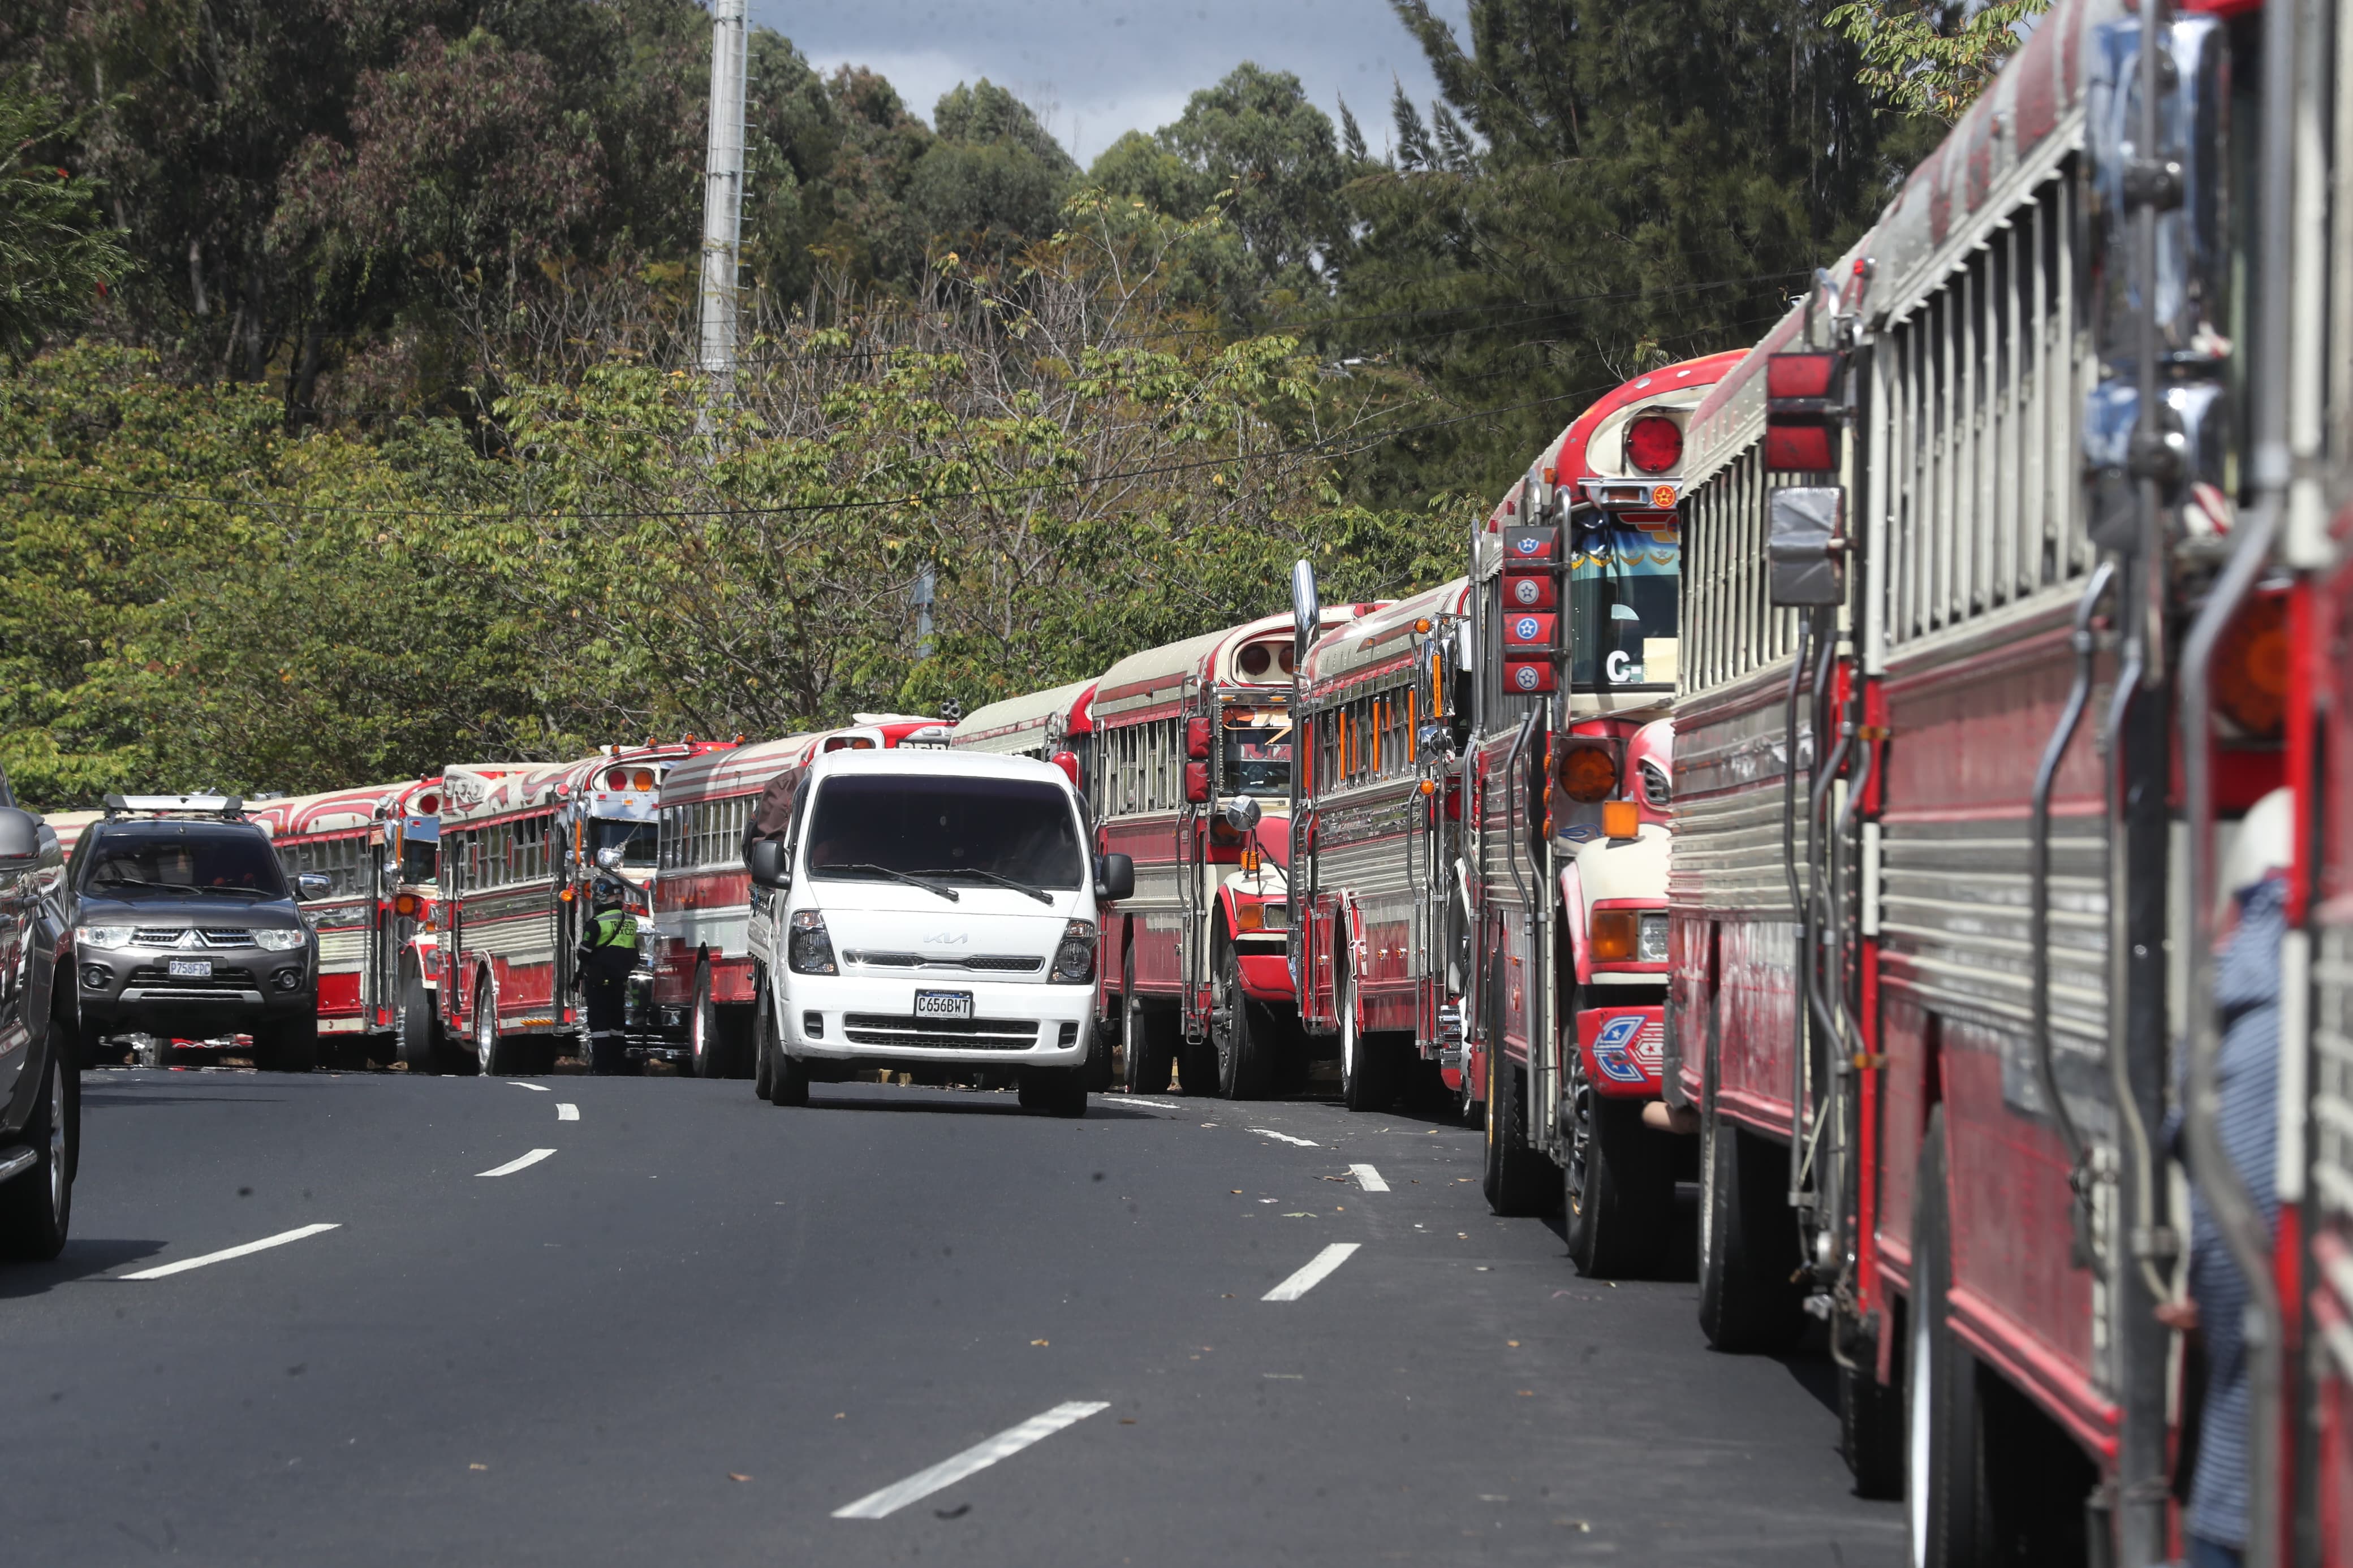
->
xmin=744 ymin=749 xmax=1132 ymax=1116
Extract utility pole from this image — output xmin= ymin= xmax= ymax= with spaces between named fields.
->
xmin=697 ymin=0 xmax=749 ymax=399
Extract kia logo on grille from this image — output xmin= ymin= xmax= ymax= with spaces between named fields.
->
xmin=922 ymin=932 xmax=969 ymax=944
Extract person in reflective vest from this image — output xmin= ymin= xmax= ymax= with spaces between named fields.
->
xmin=575 ymin=882 xmax=637 ymax=1074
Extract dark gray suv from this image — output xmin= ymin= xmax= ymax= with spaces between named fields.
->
xmin=68 ymin=796 xmax=323 ymax=1072
xmin=0 ymin=775 xmax=76 ymax=1262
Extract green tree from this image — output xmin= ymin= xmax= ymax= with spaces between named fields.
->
xmin=903 ymin=81 xmax=1075 ymax=267
xmin=0 ymin=72 xmax=128 ymax=357
xmin=1826 ymin=1 xmax=2052 ymax=123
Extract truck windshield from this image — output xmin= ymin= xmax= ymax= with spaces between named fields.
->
xmin=84 ymin=827 xmax=288 ymax=899
xmin=1222 ymin=713 xmax=1292 ymax=797
xmin=591 ymin=818 xmax=658 ymax=869
xmin=1568 ymin=516 xmax=1679 ymax=690
xmin=805 ymin=775 xmax=1084 ymax=889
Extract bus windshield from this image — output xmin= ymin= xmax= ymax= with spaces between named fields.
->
xmin=1568 ymin=517 xmax=1679 ymax=690
xmin=398 ymin=819 xmax=438 ymax=884
xmin=590 ymin=818 xmax=659 ymax=869
xmin=1222 ymin=712 xmax=1292 ymax=797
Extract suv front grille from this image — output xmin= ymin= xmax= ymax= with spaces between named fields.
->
xmin=841 ymin=1013 xmax=1040 ymax=1050
xmin=130 ymin=928 xmax=258 ymax=949
xmin=126 ymin=965 xmax=257 ymax=992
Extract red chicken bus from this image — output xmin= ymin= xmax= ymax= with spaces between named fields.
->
xmin=1664 ymin=1 xmax=2285 ymax=1558
xmin=1092 ymin=609 xmax=1360 ymax=1098
xmin=1288 ymin=578 xmax=1473 ymax=1115
xmin=949 ymin=680 xmax=1097 ymax=790
xmin=252 ymin=782 xmax=423 ymax=1060
xmin=435 ymin=744 xmax=721 ymax=1074
xmin=649 ymin=718 xmax=949 ymax=1078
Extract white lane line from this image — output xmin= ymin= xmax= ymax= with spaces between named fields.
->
xmin=477 ymin=1148 xmax=557 ymax=1177
xmin=505 ymin=1081 xmax=551 ymax=1092
xmin=832 ymin=1401 xmax=1112 ymax=1519
xmin=1123 ymin=1098 xmax=1181 ymax=1109
xmin=121 ymin=1223 xmax=342 ymax=1281
xmin=1262 ymin=1242 xmax=1361 ymax=1302
xmin=1249 ymin=1127 xmax=1318 ymax=1148
xmin=557 ymin=1103 xmax=579 ymax=1121
xmin=1349 ymin=1163 xmax=1389 ymax=1192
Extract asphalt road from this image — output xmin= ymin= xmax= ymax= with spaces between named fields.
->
xmin=5 ymin=1064 xmax=1903 ymax=1566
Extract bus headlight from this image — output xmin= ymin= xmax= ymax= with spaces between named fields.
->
xmin=1050 ymin=920 xmax=1096 ymax=984
xmin=1639 ymin=912 xmax=1670 ymax=965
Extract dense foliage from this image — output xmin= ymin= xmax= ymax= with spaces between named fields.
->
xmin=0 ymin=0 xmax=1962 ymax=807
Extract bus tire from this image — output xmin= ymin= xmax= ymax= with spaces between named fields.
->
xmin=1906 ymin=1107 xmax=1989 ymax=1566
xmin=1122 ymin=949 xmax=1173 ymax=1095
xmin=1213 ymin=943 xmax=1274 ymax=1100
xmin=254 ymin=1015 xmax=319 ymax=1074
xmin=1841 ymin=1321 xmax=1906 ymax=1501
xmin=1696 ymin=1104 xmax=1805 ymax=1352
xmin=690 ymin=961 xmax=726 ymax=1079
xmin=473 ymin=975 xmax=519 ymax=1077
xmin=396 ymin=966 xmax=441 ymax=1074
xmin=1338 ymin=957 xmax=1389 ymax=1112
xmin=1565 ymin=1094 xmax=1671 ymax=1277
xmin=1480 ymin=988 xmax=1555 ymax=1217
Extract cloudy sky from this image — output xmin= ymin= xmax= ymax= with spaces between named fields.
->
xmin=755 ymin=0 xmax=1475 ymax=166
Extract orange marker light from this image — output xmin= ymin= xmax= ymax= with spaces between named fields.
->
xmin=1589 ymin=910 xmax=1639 ymax=963
xmin=1601 ymin=800 xmax=1640 ymax=840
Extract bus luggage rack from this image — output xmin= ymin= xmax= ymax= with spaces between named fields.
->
xmin=841 ymin=1013 xmax=1041 ymax=1050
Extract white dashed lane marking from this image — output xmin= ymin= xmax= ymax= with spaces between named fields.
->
xmin=831 ymin=1401 xmax=1112 ymax=1519
xmin=120 ymin=1223 xmax=342 ymax=1280
xmin=477 ymin=1148 xmax=557 ymax=1178
xmin=557 ymin=1104 xmax=579 ymax=1121
xmin=1249 ymin=1128 xmax=1318 ymax=1148
xmin=1262 ymin=1242 xmax=1361 ymax=1302
xmin=505 ymin=1082 xmax=550 ymax=1092
xmin=1349 ymin=1163 xmax=1389 ymax=1192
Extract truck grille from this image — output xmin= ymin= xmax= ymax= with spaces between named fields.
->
xmin=841 ymin=1014 xmax=1041 ymax=1050
xmin=126 ymin=965 xmax=257 ymax=992
xmin=130 ymin=928 xmax=257 ymax=949
xmin=846 ymin=952 xmax=1043 ymax=973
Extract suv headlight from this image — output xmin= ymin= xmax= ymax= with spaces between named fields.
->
xmin=255 ymin=928 xmax=308 ymax=952
xmin=1050 ymin=919 xmax=1096 ymax=984
xmin=787 ymin=910 xmax=838 ymax=975
xmin=75 ymin=925 xmax=134 ymax=950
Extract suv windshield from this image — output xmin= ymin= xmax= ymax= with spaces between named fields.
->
xmin=83 ymin=826 xmax=288 ymax=899
xmin=591 ymin=818 xmax=658 ymax=869
xmin=1567 ymin=517 xmax=1679 ymax=690
xmin=1221 ymin=713 xmax=1292 ymax=797
xmin=805 ymin=775 xmax=1084 ymax=889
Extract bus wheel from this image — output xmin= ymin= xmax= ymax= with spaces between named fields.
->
xmin=1122 ymin=949 xmax=1173 ymax=1094
xmin=690 ymin=962 xmax=722 ymax=1078
xmin=1564 ymin=1076 xmax=1671 ymax=1277
xmin=1841 ymin=1315 xmax=1905 ymax=1500
xmin=396 ymin=967 xmax=441 ymax=1074
xmin=1213 ymin=945 xmax=1273 ymax=1100
xmin=1338 ymin=958 xmax=1387 ymax=1112
xmin=1695 ymin=1104 xmax=1805 ymax=1351
xmin=1906 ymin=1107 xmax=1988 ymax=1565
xmin=474 ymin=976 xmax=517 ymax=1077
xmin=1480 ymin=979 xmax=1554 ymax=1217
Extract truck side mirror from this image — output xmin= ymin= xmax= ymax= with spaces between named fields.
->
xmin=1183 ymin=761 xmax=1211 ymax=804
xmin=295 ymin=872 xmax=333 ymax=901
xmin=595 ymin=845 xmax=624 ymax=871
xmin=0 ymin=807 xmax=41 ymax=870
xmin=747 ymin=839 xmax=792 ymax=891
xmin=1220 ymin=796 xmax=1262 ymax=833
xmin=1095 ymin=853 xmax=1135 ymax=902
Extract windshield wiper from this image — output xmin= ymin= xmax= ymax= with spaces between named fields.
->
xmin=834 ymin=863 xmax=959 ymax=902
xmin=913 ymin=867 xmax=1053 ymax=905
xmin=91 ymin=877 xmax=270 ymax=897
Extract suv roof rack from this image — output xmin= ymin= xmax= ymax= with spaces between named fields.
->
xmin=101 ymin=792 xmax=247 ymax=820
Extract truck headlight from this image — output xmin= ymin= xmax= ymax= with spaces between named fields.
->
xmin=787 ymin=910 xmax=838 ymax=975
xmin=1050 ymin=919 xmax=1096 ymax=984
xmin=255 ymin=928 xmax=308 ymax=951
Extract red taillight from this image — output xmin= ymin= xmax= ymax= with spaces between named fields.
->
xmin=604 ymin=767 xmax=628 ymax=788
xmin=415 ymin=792 xmax=439 ymax=814
xmin=1238 ymin=643 xmax=1272 ymax=676
xmin=1625 ymin=415 xmax=1683 ymax=474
